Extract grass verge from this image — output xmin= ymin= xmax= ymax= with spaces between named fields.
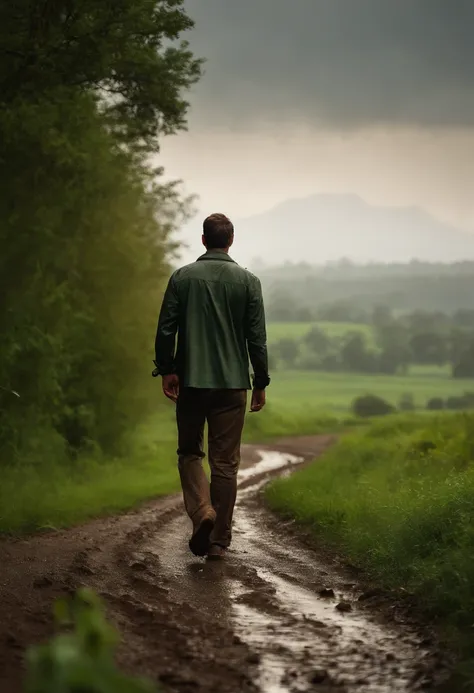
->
xmin=266 ymin=412 xmax=474 ymax=686
xmin=0 ymin=402 xmax=345 ymax=535
xmin=0 ymin=411 xmax=178 ymax=534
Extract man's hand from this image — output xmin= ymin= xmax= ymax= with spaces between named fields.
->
xmin=250 ymin=388 xmax=266 ymax=412
xmin=162 ymin=374 xmax=179 ymax=403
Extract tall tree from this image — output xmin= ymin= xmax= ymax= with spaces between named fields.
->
xmin=0 ymin=0 xmax=201 ymax=151
xmin=0 ymin=1 xmax=200 ymax=461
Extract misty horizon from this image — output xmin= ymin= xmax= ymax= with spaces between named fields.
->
xmin=175 ymin=192 xmax=474 ymax=268
xmin=160 ymin=1 xmax=474 ymax=258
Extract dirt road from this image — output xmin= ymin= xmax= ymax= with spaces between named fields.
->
xmin=0 ymin=436 xmax=447 ymax=692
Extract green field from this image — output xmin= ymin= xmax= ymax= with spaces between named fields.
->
xmin=268 ymin=369 xmax=473 ymax=413
xmin=266 ymin=413 xmax=474 ymax=686
xmin=267 ymin=321 xmax=374 ymax=344
xmin=266 ymin=320 xmax=470 ymax=412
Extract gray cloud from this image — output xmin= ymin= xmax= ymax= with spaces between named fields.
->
xmin=184 ymin=0 xmax=474 ymax=129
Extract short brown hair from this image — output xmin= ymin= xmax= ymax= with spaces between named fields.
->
xmin=203 ymin=213 xmax=234 ymax=249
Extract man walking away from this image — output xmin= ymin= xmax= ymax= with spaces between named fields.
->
xmin=154 ymin=213 xmax=270 ymax=560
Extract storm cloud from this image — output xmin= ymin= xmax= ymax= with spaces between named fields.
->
xmin=184 ymin=0 xmax=474 ymax=129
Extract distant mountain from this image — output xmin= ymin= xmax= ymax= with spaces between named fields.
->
xmin=224 ymin=195 xmax=474 ymax=266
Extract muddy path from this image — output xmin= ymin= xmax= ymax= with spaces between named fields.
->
xmin=0 ymin=436 xmax=447 ymax=692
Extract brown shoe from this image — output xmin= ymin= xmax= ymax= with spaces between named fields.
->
xmin=189 ymin=513 xmax=215 ymax=557
xmin=207 ymin=543 xmax=227 ymax=560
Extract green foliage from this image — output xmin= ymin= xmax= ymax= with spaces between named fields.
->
xmin=0 ymin=0 xmax=201 ymax=151
xmin=266 ymin=413 xmax=474 ymax=682
xmin=0 ymin=412 xmax=178 ymax=533
xmin=272 ymin=338 xmax=300 ymax=368
xmin=268 ymin=314 xmax=474 ymax=377
xmin=243 ymin=404 xmax=346 ymax=442
xmin=453 ymin=344 xmax=474 ymax=378
xmin=267 ymin=321 xmax=374 ymax=346
xmin=427 ymin=397 xmax=445 ymax=411
xmin=266 ymin=369 xmax=474 ymax=415
xmin=340 ymin=332 xmax=375 ymax=373
xmin=266 ymin=290 xmax=313 ymax=322
xmin=303 ymin=326 xmax=331 ymax=355
xmin=0 ymin=1 xmax=198 ymax=469
xmin=351 ymin=394 xmax=394 ymax=418
xmin=425 ymin=392 xmax=474 ymax=413
xmin=0 ymin=403 xmax=347 ymax=534
xmin=259 ymin=262 xmax=474 ymax=316
xmin=25 ymin=589 xmax=156 ymax=693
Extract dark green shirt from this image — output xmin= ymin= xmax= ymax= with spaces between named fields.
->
xmin=155 ymin=250 xmax=270 ymax=390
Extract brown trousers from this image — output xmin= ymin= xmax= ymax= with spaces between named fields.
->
xmin=176 ymin=388 xmax=247 ymax=548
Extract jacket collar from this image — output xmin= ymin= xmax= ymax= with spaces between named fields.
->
xmin=197 ymin=250 xmax=236 ymax=263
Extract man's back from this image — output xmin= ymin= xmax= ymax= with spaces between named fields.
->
xmin=156 ymin=249 xmax=268 ymax=390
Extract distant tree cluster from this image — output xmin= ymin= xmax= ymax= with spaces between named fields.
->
xmin=262 ymin=262 xmax=474 ymax=317
xmin=269 ymin=307 xmax=474 ymax=379
xmin=426 ymin=393 xmax=474 ymax=411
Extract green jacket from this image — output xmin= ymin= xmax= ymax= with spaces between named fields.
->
xmin=154 ymin=250 xmax=270 ymax=390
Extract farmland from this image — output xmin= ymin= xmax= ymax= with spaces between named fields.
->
xmin=266 ymin=321 xmax=471 ymax=413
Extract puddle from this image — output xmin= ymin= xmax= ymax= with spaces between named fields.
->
xmin=238 ymin=450 xmax=303 ymax=481
xmin=230 ymin=509 xmax=426 ymax=691
xmin=149 ymin=447 xmax=438 ymax=693
xmin=230 ymin=451 xmax=430 ymax=692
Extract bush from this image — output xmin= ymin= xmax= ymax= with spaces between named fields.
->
xmin=351 ymin=394 xmax=395 ymax=418
xmin=426 ymin=397 xmax=445 ymax=411
xmin=463 ymin=392 xmax=474 ymax=408
xmin=446 ymin=396 xmax=469 ymax=411
xmin=427 ymin=393 xmax=474 ymax=412
xmin=453 ymin=345 xmax=474 ymax=378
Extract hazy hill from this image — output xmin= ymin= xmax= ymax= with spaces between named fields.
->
xmin=230 ymin=194 xmax=474 ymax=266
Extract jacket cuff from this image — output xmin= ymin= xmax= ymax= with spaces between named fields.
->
xmin=252 ymin=373 xmax=271 ymax=390
xmin=152 ymin=360 xmax=176 ymax=377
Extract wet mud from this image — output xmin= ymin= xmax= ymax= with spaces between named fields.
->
xmin=0 ymin=436 xmax=448 ymax=692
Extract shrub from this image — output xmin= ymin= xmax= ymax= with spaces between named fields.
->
xmin=426 ymin=397 xmax=445 ymax=411
xmin=453 ymin=345 xmax=474 ymax=378
xmin=446 ymin=396 xmax=469 ymax=411
xmin=351 ymin=394 xmax=395 ymax=418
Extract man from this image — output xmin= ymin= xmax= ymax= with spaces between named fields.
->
xmin=154 ymin=213 xmax=270 ymax=560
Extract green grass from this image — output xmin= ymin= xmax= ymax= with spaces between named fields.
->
xmin=3 ymin=358 xmax=473 ymax=535
xmin=266 ymin=413 xmax=474 ymax=686
xmin=268 ymin=369 xmax=473 ymax=413
xmin=267 ymin=321 xmax=374 ymax=344
xmin=0 ymin=401 xmax=345 ymax=535
xmin=267 ymin=321 xmax=471 ymax=411
xmin=3 ymin=363 xmax=473 ymax=534
xmin=0 ymin=411 xmax=179 ymax=534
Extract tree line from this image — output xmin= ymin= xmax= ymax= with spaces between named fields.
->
xmin=270 ymin=307 xmax=474 ymax=378
xmin=0 ymin=1 xmax=200 ymax=467
xmin=262 ymin=262 xmax=474 ymax=318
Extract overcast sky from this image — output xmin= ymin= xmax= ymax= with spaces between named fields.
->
xmin=159 ymin=0 xmax=474 ymax=254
